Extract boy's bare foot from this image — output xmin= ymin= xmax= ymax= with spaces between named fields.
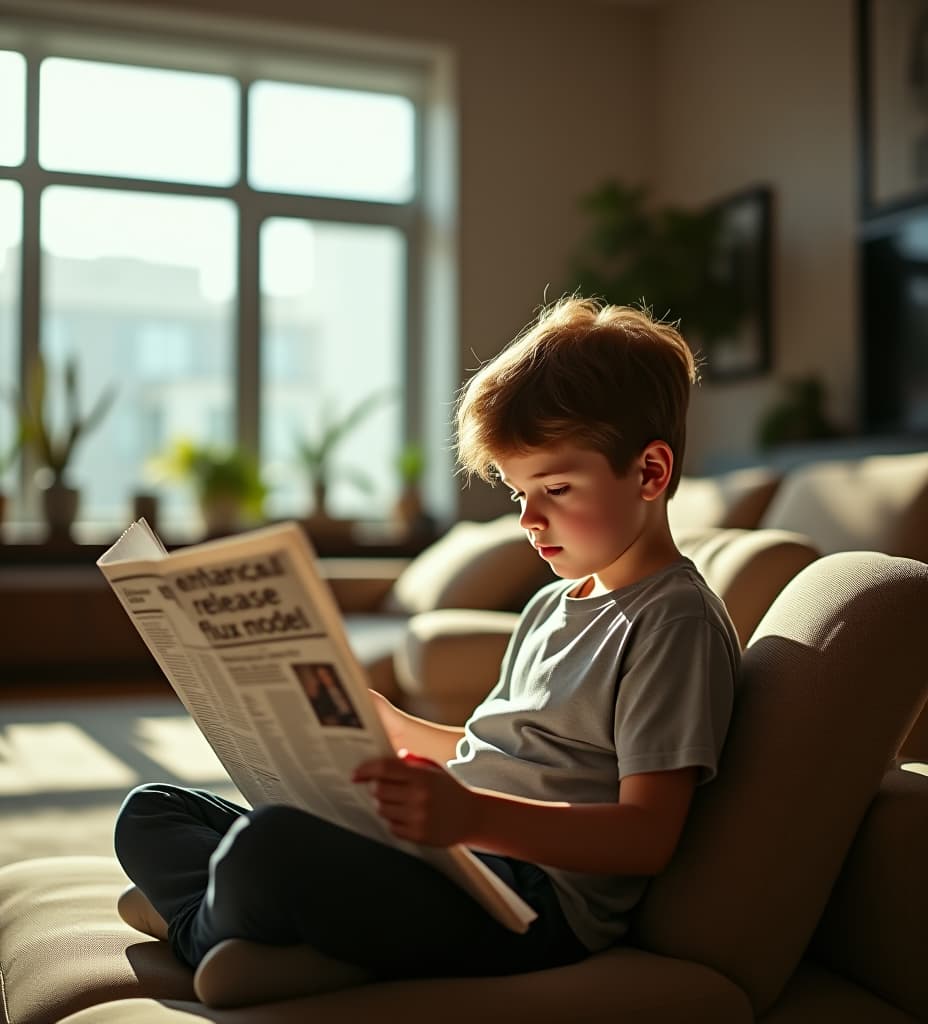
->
xmin=193 ymin=937 xmax=372 ymax=1008
xmin=116 ymin=884 xmax=169 ymax=941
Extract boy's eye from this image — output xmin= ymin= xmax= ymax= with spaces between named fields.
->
xmin=546 ymin=485 xmax=569 ymax=496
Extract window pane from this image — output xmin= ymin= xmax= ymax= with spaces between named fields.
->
xmin=0 ymin=51 xmax=26 ymax=166
xmin=0 ymin=181 xmax=21 ymax=493
xmin=249 ymin=82 xmax=414 ymax=202
xmin=260 ymin=218 xmax=404 ymax=519
xmin=40 ymin=58 xmax=238 ymax=186
xmin=41 ymin=186 xmax=237 ymax=532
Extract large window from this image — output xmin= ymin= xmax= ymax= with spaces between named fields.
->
xmin=0 ymin=18 xmax=433 ymax=538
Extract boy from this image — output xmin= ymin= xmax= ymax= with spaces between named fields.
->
xmin=114 ymin=296 xmax=739 ymax=1007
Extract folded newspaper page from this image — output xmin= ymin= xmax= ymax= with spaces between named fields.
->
xmin=98 ymin=519 xmax=536 ymax=933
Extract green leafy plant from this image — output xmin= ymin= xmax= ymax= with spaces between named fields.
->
xmin=397 ymin=441 xmax=425 ymax=484
xmin=756 ymin=376 xmax=840 ymax=450
xmin=0 ymin=425 xmax=22 ymax=479
xmin=8 ymin=351 xmax=116 ymax=485
xmin=569 ymin=180 xmax=746 ymax=348
xmin=295 ymin=390 xmax=395 ymax=517
xmin=152 ymin=438 xmax=268 ymax=521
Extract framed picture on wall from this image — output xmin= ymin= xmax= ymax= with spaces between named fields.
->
xmin=859 ymin=0 xmax=928 ymax=216
xmin=701 ymin=186 xmax=773 ymax=382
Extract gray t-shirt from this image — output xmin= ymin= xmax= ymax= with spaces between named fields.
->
xmin=446 ymin=557 xmax=740 ymax=952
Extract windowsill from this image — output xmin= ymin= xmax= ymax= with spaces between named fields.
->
xmin=0 ymin=517 xmax=440 ymax=565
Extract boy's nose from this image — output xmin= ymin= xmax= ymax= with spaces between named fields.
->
xmin=519 ymin=500 xmax=547 ymax=531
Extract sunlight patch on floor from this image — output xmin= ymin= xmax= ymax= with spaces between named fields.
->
xmin=0 ymin=723 xmax=139 ymax=795
xmin=134 ymin=716 xmax=230 ymax=783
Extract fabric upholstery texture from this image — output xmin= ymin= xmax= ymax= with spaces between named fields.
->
xmin=674 ymin=527 xmax=820 ymax=647
xmin=808 ymin=765 xmax=928 ymax=1021
xmin=668 ymin=467 xmax=781 ymax=534
xmin=635 ymin=552 xmax=928 ymax=1016
xmin=0 ymin=857 xmax=193 ymax=1024
xmin=763 ymin=962 xmax=920 ymax=1024
xmin=53 ymin=947 xmax=751 ymax=1024
xmin=394 ymin=608 xmax=520 ymax=723
xmin=759 ymin=451 xmax=928 ymax=559
xmin=382 ymin=515 xmax=552 ymax=616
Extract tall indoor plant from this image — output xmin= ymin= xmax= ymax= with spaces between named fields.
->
xmin=569 ymin=180 xmax=746 ymax=352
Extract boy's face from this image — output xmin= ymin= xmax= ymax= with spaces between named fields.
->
xmin=496 ymin=442 xmax=653 ymax=587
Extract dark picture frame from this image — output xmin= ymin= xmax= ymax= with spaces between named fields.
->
xmin=701 ymin=186 xmax=773 ymax=382
xmin=858 ymin=0 xmax=928 ymax=217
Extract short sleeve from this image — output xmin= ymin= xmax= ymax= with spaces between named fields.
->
xmin=614 ymin=616 xmax=737 ymax=784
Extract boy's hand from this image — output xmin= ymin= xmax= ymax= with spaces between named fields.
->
xmin=353 ymin=750 xmax=481 ymax=846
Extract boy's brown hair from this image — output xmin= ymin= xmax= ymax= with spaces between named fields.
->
xmin=455 ymin=296 xmax=698 ymax=498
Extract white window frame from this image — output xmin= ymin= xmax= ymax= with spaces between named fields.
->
xmin=0 ymin=0 xmax=458 ymax=533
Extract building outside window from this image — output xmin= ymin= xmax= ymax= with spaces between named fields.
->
xmin=0 ymin=10 xmax=451 ymax=539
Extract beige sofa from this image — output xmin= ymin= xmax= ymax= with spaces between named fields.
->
xmin=0 ymin=549 xmax=926 ymax=1023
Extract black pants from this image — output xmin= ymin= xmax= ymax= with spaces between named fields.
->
xmin=113 ymin=783 xmax=589 ymax=976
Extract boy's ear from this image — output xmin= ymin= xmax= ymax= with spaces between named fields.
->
xmin=638 ymin=441 xmax=674 ymax=502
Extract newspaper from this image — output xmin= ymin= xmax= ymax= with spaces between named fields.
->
xmin=97 ymin=518 xmax=535 ymax=934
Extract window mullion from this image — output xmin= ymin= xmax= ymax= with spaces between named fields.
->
xmin=19 ymin=51 xmax=41 ymax=512
xmin=236 ymin=80 xmax=260 ymax=459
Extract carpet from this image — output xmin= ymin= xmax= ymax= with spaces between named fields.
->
xmin=0 ymin=694 xmax=244 ymax=867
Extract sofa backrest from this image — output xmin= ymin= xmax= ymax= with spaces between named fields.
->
xmin=669 ymin=466 xmax=781 ymax=534
xmin=634 ymin=551 xmax=928 ymax=1016
xmin=675 ymin=526 xmax=820 ymax=648
xmin=382 ymin=515 xmax=553 ymax=617
xmin=759 ymin=451 xmax=928 ymax=560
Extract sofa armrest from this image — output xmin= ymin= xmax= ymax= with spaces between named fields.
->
xmin=809 ymin=764 xmax=928 ymax=1022
xmin=319 ymin=559 xmax=409 ymax=614
xmin=393 ymin=609 xmax=520 ymax=725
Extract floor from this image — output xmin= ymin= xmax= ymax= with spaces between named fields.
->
xmin=0 ymin=687 xmax=243 ymax=868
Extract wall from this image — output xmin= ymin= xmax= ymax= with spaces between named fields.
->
xmin=652 ymin=0 xmax=857 ymax=473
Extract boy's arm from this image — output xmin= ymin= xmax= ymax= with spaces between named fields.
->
xmin=368 ymin=690 xmax=464 ymax=764
xmin=353 ymin=755 xmax=698 ymax=877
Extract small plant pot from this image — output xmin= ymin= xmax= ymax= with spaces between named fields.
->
xmin=200 ymin=495 xmax=243 ymax=538
xmin=41 ymin=480 xmax=79 ymax=542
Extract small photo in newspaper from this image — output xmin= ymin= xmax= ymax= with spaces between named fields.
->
xmin=292 ymin=662 xmax=364 ymax=729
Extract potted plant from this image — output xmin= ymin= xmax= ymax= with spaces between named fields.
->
xmin=0 ymin=427 xmax=22 ymax=534
xmin=393 ymin=440 xmax=427 ymax=534
xmin=756 ymin=375 xmax=840 ymax=450
xmin=295 ymin=390 xmax=394 ymax=524
xmin=10 ymin=351 xmax=116 ymax=540
xmin=569 ymin=180 xmax=747 ymax=352
xmin=152 ymin=438 xmax=268 ymax=537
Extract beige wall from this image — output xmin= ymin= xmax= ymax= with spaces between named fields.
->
xmin=653 ymin=0 xmax=858 ymax=473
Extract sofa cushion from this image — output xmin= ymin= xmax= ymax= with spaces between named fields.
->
xmin=382 ymin=515 xmax=552 ymax=616
xmin=394 ymin=609 xmax=521 ymax=724
xmin=635 ymin=552 xmax=928 ymax=1017
xmin=53 ymin=946 xmax=752 ymax=1023
xmin=759 ymin=451 xmax=928 ymax=559
xmin=763 ymin=960 xmax=920 ymax=1023
xmin=669 ymin=467 xmax=781 ymax=534
xmin=0 ymin=856 xmax=193 ymax=1024
xmin=808 ymin=764 xmax=928 ymax=1022
xmin=675 ymin=527 xmax=820 ymax=648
